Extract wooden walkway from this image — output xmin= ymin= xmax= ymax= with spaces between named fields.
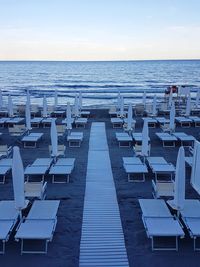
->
xmin=79 ymin=122 xmax=129 ymax=267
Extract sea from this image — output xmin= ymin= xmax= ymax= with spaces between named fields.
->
xmin=0 ymin=60 xmax=200 ymax=107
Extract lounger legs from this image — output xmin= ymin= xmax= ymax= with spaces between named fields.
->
xmin=151 ymin=236 xmax=178 ymax=251
xmin=128 ymin=173 xmax=145 ymax=182
xmin=20 ymin=239 xmax=49 ymax=254
xmin=0 ymin=241 xmax=6 ymax=254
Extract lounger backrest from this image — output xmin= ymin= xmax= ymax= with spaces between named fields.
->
xmin=181 ymin=200 xmax=200 ymax=218
xmin=139 ymin=199 xmax=172 ymax=218
xmin=27 ymin=200 xmax=60 ymax=220
xmin=0 ymin=145 xmax=8 ymax=152
xmin=0 ymin=201 xmax=19 ymax=220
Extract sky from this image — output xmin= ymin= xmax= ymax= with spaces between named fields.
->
xmin=0 ymin=0 xmax=200 ymax=61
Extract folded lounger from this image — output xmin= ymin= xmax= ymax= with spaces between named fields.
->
xmin=24 ymin=158 xmax=53 ymax=182
xmin=15 ymin=200 xmax=60 ymax=254
xmin=178 ymin=199 xmax=200 ymax=251
xmin=139 ymin=199 xmax=184 ymax=251
xmin=123 ymin=157 xmax=148 ymax=182
xmin=156 ymin=132 xmax=177 ymax=147
xmin=0 ymin=201 xmax=20 ymax=254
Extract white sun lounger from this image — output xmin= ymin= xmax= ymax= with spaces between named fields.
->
xmin=132 ymin=132 xmax=150 ymax=145
xmin=155 ymin=117 xmax=170 ymax=125
xmin=173 ymin=132 xmax=195 ymax=147
xmin=189 ymin=116 xmax=200 ymax=127
xmin=74 ymin=118 xmax=88 ymax=128
xmin=156 ymin=133 xmax=177 ymax=147
xmin=185 ymin=156 xmax=193 ymax=167
xmin=0 ymin=158 xmax=12 ymax=184
xmin=175 ymin=117 xmax=192 ymax=127
xmin=30 ymin=117 xmax=43 ymax=128
xmin=179 ymin=200 xmax=200 ymax=251
xmin=116 ymin=132 xmax=132 ymax=147
xmin=21 ymin=133 xmax=43 ymax=148
xmin=123 ymin=157 xmax=148 ymax=182
xmin=111 ymin=118 xmax=123 ymax=128
xmin=142 ymin=117 xmax=157 ymax=128
xmin=0 ymin=201 xmax=20 ymax=254
xmin=41 ymin=118 xmax=54 ymax=128
xmin=146 ymin=157 xmax=175 ymax=181
xmin=67 ymin=132 xmax=83 ymax=147
xmin=15 ymin=200 xmax=60 ymax=254
xmin=24 ymin=158 xmax=53 ymax=182
xmin=6 ymin=117 xmax=24 ymax=126
xmin=49 ymin=165 xmax=74 ymax=183
xmin=139 ymin=199 xmax=184 ymax=251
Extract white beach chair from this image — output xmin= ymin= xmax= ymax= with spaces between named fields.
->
xmin=178 ymin=200 xmax=200 ymax=251
xmin=67 ymin=132 xmax=83 ymax=147
xmin=24 ymin=158 xmax=53 ymax=182
xmin=156 ymin=132 xmax=177 ymax=147
xmin=172 ymin=132 xmax=195 ymax=147
xmin=49 ymin=157 xmax=75 ymax=183
xmin=139 ymin=199 xmax=184 ymax=251
xmin=15 ymin=200 xmax=60 ymax=254
xmin=0 ymin=201 xmax=20 ymax=254
xmin=21 ymin=133 xmax=43 ymax=148
xmin=24 ymin=181 xmax=47 ymax=200
xmin=0 ymin=145 xmax=12 ymax=158
xmin=123 ymin=157 xmax=148 ymax=182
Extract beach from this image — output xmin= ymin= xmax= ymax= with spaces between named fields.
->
xmin=0 ymin=108 xmax=200 ymax=267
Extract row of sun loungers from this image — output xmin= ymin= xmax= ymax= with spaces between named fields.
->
xmin=156 ymin=132 xmax=195 ymax=147
xmin=25 ymin=157 xmax=75 ymax=183
xmin=0 ymin=200 xmax=60 ymax=254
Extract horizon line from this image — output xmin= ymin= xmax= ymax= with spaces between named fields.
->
xmin=0 ymin=58 xmax=200 ymax=63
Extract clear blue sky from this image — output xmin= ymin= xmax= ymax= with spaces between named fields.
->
xmin=1 ymin=0 xmax=200 ymax=60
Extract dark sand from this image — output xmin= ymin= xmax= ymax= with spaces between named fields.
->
xmin=0 ymin=109 xmax=200 ymax=267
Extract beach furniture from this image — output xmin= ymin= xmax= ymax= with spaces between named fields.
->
xmin=134 ymin=104 xmax=145 ymax=116
xmin=111 ymin=117 xmax=123 ymax=128
xmin=24 ymin=181 xmax=47 ymax=200
xmin=24 ymin=158 xmax=53 ymax=182
xmin=80 ymin=110 xmax=90 ymax=118
xmin=189 ymin=116 xmax=200 ymax=127
xmin=8 ymin=124 xmax=26 ymax=137
xmin=74 ymin=118 xmax=88 ymax=128
xmin=0 ymin=158 xmax=12 ymax=183
xmin=51 ymin=110 xmax=65 ymax=118
xmin=156 ymin=132 xmax=177 ymax=147
xmin=21 ymin=133 xmax=43 ymax=148
xmin=49 ymin=158 xmax=75 ymax=183
xmin=142 ymin=117 xmax=157 ymax=128
xmin=123 ymin=118 xmax=136 ymax=132
xmin=156 ymin=117 xmax=170 ymax=126
xmin=15 ymin=200 xmax=60 ymax=254
xmin=116 ymin=132 xmax=132 ymax=147
xmin=139 ymin=199 xmax=184 ymax=251
xmin=0 ymin=201 xmax=21 ymax=254
xmin=123 ymin=157 xmax=148 ymax=182
xmin=67 ymin=132 xmax=83 ymax=147
xmin=0 ymin=145 xmax=12 ymax=158
xmin=42 ymin=117 xmax=54 ymax=128
xmin=49 ymin=144 xmax=66 ymax=158
xmin=146 ymin=157 xmax=175 ymax=181
xmin=175 ymin=116 xmax=192 ymax=127
xmin=132 ymin=132 xmax=150 ymax=145
xmin=0 ymin=118 xmax=8 ymax=128
xmin=152 ymin=180 xmax=174 ymax=198
xmin=172 ymin=132 xmax=195 ymax=147
xmin=108 ymin=106 xmax=118 ymax=117
xmin=56 ymin=124 xmax=66 ymax=136
xmin=177 ymin=200 xmax=200 ymax=251
xmin=30 ymin=117 xmax=43 ymax=128
xmin=6 ymin=117 xmax=24 ymax=127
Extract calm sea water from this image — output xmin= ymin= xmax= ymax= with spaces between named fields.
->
xmin=0 ymin=60 xmax=200 ymax=106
